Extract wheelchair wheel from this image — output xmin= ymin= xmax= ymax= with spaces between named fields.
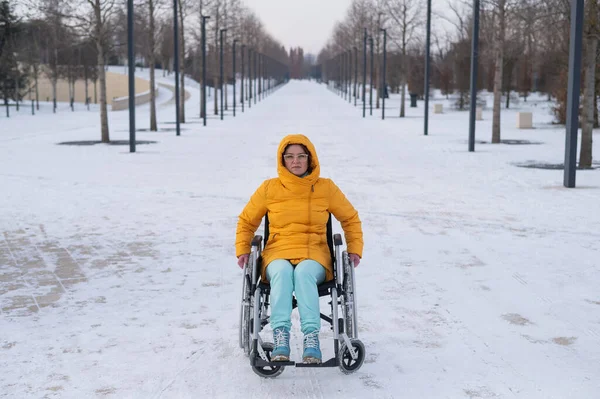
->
xmin=343 ymin=298 xmax=355 ymax=339
xmin=342 ymin=253 xmax=357 ymax=338
xmin=338 ymin=339 xmax=365 ymax=374
xmin=239 ymin=272 xmax=247 ymax=349
xmin=252 ymin=342 xmax=285 ymax=378
xmin=239 ymin=268 xmax=253 ymax=355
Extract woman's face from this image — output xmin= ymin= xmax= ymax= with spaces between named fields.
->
xmin=283 ymin=144 xmax=309 ymax=176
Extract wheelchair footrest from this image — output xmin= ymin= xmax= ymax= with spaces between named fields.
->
xmin=253 ymin=357 xmax=337 ymax=368
xmin=295 ymin=358 xmax=337 ymax=368
xmin=254 ymin=359 xmax=295 ymax=367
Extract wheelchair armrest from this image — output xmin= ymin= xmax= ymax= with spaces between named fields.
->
xmin=333 ymin=234 xmax=343 ymax=246
xmin=251 ymin=235 xmax=263 ymax=247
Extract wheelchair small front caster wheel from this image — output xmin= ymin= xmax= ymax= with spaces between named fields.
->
xmin=252 ymin=342 xmax=285 ymax=378
xmin=338 ymin=339 xmax=365 ymax=374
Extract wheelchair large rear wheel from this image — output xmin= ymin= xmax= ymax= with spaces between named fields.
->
xmin=239 ymin=270 xmax=252 ymax=355
xmin=342 ymin=254 xmax=357 ymax=338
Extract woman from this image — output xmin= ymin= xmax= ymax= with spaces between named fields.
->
xmin=235 ymin=134 xmax=363 ymax=364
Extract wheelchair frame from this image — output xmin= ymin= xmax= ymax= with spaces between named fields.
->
xmin=239 ymin=215 xmax=365 ymax=378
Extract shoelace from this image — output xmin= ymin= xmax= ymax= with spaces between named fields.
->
xmin=303 ymin=331 xmax=319 ymax=349
xmin=274 ymin=329 xmax=289 ymax=348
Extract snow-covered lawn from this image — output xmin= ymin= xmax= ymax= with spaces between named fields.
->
xmin=1 ymin=75 xmax=599 ymax=398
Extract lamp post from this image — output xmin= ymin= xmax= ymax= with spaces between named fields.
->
xmin=354 ymin=46 xmax=358 ymax=106
xmin=381 ymin=28 xmax=387 ymax=120
xmin=248 ymin=48 xmax=252 ymax=109
xmin=254 ymin=50 xmax=257 ymax=104
xmin=174 ymin=0 xmax=181 ymax=136
xmin=348 ymin=49 xmax=352 ymax=104
xmin=369 ymin=36 xmax=374 ymax=116
xmin=220 ymin=28 xmax=227 ymax=120
xmin=233 ymin=39 xmax=238 ymax=116
xmin=241 ymin=44 xmax=245 ymax=112
xmin=468 ymin=0 xmax=480 ymax=150
xmin=127 ymin=0 xmax=135 ymax=152
xmin=201 ymin=15 xmax=209 ymax=126
xmin=564 ymin=0 xmax=584 ymax=187
xmin=424 ymin=0 xmax=431 ymax=136
xmin=363 ymin=29 xmax=367 ymax=118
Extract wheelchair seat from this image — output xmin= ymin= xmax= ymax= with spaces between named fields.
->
xmin=257 ymin=213 xmax=337 ymax=292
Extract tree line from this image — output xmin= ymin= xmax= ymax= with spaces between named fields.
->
xmin=0 ymin=0 xmax=292 ymax=142
xmin=317 ymin=0 xmax=597 ymax=168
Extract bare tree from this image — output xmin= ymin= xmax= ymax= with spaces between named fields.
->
xmin=158 ymin=17 xmax=173 ymax=76
xmin=38 ymin=0 xmax=117 ymax=142
xmin=144 ymin=0 xmax=163 ymax=131
xmin=209 ymin=0 xmax=223 ymax=115
xmin=19 ymin=19 xmax=44 ymax=109
xmin=385 ymin=0 xmax=420 ymax=117
xmin=490 ymin=0 xmax=507 ymax=143
xmin=176 ymin=0 xmax=190 ymax=123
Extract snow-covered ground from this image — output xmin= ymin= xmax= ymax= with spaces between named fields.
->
xmin=1 ymin=72 xmax=599 ymax=398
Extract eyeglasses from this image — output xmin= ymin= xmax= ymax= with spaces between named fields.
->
xmin=283 ymin=154 xmax=309 ymax=162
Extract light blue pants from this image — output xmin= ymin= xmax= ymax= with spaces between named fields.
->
xmin=266 ymin=259 xmax=326 ymax=334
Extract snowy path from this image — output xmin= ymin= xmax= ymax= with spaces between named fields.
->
xmin=1 ymin=80 xmax=599 ymax=398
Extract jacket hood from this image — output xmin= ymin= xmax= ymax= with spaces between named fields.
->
xmin=277 ymin=134 xmax=320 ymax=187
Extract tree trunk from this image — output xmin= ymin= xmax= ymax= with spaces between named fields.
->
xmin=15 ymin=76 xmax=20 ymax=111
xmin=84 ymin=71 xmax=89 ymax=109
xmin=400 ymin=81 xmax=406 ymax=117
xmin=492 ymin=1 xmax=505 ymax=144
xmin=97 ymin=45 xmax=110 ymax=143
xmin=34 ymin=65 xmax=39 ymax=110
xmin=580 ymin=0 xmax=598 ymax=168
xmin=594 ymin=90 xmax=598 ymax=128
xmin=149 ymin=60 xmax=157 ymax=131
xmin=52 ymin=65 xmax=57 ymax=112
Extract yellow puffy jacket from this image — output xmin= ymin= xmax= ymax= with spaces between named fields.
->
xmin=235 ymin=134 xmax=363 ymax=282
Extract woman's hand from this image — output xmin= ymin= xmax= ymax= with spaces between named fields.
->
xmin=349 ymin=253 xmax=361 ymax=267
xmin=237 ymin=254 xmax=249 ymax=269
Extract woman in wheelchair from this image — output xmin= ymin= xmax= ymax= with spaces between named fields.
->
xmin=236 ymin=134 xmax=363 ymax=364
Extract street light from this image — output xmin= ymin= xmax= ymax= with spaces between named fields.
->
xmin=425 ymin=0 xmax=432 ymax=136
xmin=369 ymin=36 xmax=374 ymax=116
xmin=254 ymin=50 xmax=257 ymax=105
xmin=127 ymin=0 xmax=135 ymax=152
xmin=564 ymin=0 xmax=584 ymax=187
xmin=233 ymin=39 xmax=238 ymax=117
xmin=363 ymin=29 xmax=367 ymax=118
xmin=380 ymin=28 xmax=387 ymax=120
xmin=241 ymin=44 xmax=245 ymax=112
xmin=220 ymin=28 xmax=227 ymax=120
xmin=248 ymin=48 xmax=252 ymax=109
xmin=174 ymin=0 xmax=181 ymax=136
xmin=201 ymin=15 xmax=210 ymax=126
xmin=348 ymin=49 xmax=352 ymax=104
xmin=468 ymin=0 xmax=480 ymax=149
xmin=354 ymin=46 xmax=358 ymax=106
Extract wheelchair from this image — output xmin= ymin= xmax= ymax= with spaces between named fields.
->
xmin=238 ymin=214 xmax=365 ymax=378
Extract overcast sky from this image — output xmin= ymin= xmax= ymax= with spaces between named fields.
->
xmin=243 ymin=0 xmax=353 ymax=55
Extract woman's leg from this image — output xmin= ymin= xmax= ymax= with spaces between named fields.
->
xmin=293 ymin=260 xmax=326 ymax=334
xmin=266 ymin=259 xmax=294 ymax=331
